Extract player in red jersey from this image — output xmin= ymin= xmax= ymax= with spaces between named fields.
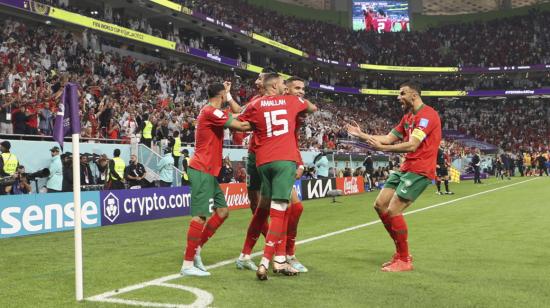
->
xmin=236 ymin=76 xmax=310 ymax=274
xmin=180 ymin=83 xmax=252 ymax=277
xmin=272 ymin=76 xmax=309 ymax=272
xmin=235 ymin=69 xmax=278 ymax=271
xmin=346 ymin=81 xmax=441 ymax=272
xmin=362 ymin=7 xmax=375 ymax=32
xmin=239 ymin=73 xmax=317 ymax=280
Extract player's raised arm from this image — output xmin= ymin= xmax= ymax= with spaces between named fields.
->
xmin=304 ymin=98 xmax=317 ymax=113
xmin=224 ymin=81 xmax=242 ymax=114
xmin=345 ymin=120 xmax=400 ymax=145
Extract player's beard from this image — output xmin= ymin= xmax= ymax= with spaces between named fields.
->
xmin=400 ymin=99 xmax=413 ymax=113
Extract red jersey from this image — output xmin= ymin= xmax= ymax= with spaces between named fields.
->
xmin=375 ymin=18 xmax=392 ymax=33
xmin=244 ymin=95 xmax=263 ymax=154
xmin=239 ymin=95 xmax=308 ymax=167
xmin=363 ymin=10 xmax=374 ymax=31
xmin=391 ymin=104 xmax=441 ymax=179
xmin=189 ymin=104 xmax=232 ymax=177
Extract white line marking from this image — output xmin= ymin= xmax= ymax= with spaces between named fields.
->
xmin=87 ymin=178 xmax=538 ymax=306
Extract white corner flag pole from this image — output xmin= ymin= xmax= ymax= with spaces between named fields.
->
xmin=72 ymin=133 xmax=84 ymax=301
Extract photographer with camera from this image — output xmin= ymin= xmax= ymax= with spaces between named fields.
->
xmin=10 ymin=165 xmax=32 ymax=195
xmin=0 ymin=141 xmax=19 ymax=195
xmin=46 ymin=146 xmax=63 ymax=193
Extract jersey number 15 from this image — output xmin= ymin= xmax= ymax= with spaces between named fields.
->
xmin=264 ymin=110 xmax=289 ymax=137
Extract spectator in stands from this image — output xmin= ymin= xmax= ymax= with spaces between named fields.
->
xmin=38 ymin=104 xmax=54 ymax=136
xmin=218 ymin=156 xmax=233 ymax=183
xmin=80 ymin=155 xmax=95 ymax=186
xmin=125 ymin=154 xmax=147 ymax=188
xmin=46 ymin=146 xmax=63 ymax=193
xmin=0 ymin=93 xmax=14 ymax=134
xmin=157 ymin=147 xmax=175 ymax=187
xmin=107 ymin=149 xmax=126 ymax=190
xmin=12 ymin=104 xmax=29 ymax=135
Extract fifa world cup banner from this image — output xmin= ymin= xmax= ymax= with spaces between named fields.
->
xmin=336 ymin=177 xmax=365 ymax=195
xmin=220 ymin=183 xmax=250 ymax=210
xmin=301 ymin=178 xmax=337 ymax=201
xmin=100 ymin=187 xmax=191 ymax=226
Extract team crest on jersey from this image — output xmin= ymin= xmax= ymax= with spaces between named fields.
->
xmin=419 ymin=118 xmax=429 ymax=128
xmin=404 ymin=179 xmax=413 ymax=187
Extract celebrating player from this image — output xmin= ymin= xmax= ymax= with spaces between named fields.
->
xmin=235 ymin=68 xmax=275 ymax=272
xmin=435 ymin=141 xmax=454 ymax=195
xmin=345 ymin=81 xmax=441 ymax=272
xmin=180 ymin=83 xmax=251 ymax=277
xmin=239 ymin=73 xmax=317 ymax=280
xmin=236 ymin=76 xmax=310 ymax=274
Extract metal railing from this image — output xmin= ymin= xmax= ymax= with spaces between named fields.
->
xmin=137 ymin=144 xmax=184 ymax=186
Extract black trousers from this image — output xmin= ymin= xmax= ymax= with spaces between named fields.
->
xmin=474 ymin=166 xmax=481 ymax=183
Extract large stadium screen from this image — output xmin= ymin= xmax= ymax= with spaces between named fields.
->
xmin=352 ymin=1 xmax=410 ymax=32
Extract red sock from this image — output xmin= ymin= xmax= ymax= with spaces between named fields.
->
xmin=275 ymin=209 xmax=290 ymax=258
xmin=389 ymin=214 xmax=409 ymax=261
xmin=377 ymin=210 xmax=397 ymax=252
xmin=199 ymin=212 xmax=226 ymax=247
xmin=286 ymin=202 xmax=303 ymax=256
xmin=184 ymin=220 xmax=204 ymax=261
xmin=260 ymin=221 xmax=269 ymax=238
xmin=242 ymin=207 xmax=270 ymax=255
xmin=263 ymin=207 xmax=286 ymax=262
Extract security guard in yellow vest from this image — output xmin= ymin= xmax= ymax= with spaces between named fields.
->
xmin=107 ymin=149 xmax=126 ymax=190
xmin=171 ymin=131 xmax=182 ymax=170
xmin=181 ymin=149 xmax=190 ymax=186
xmin=141 ymin=115 xmax=153 ymax=148
xmin=0 ymin=141 xmax=18 ymax=195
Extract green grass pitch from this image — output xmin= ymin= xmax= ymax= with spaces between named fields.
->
xmin=1 ymin=177 xmax=549 ymax=307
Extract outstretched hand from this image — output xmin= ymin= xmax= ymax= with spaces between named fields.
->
xmin=345 ymin=121 xmax=364 ymax=138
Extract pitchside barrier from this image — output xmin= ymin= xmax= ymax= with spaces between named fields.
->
xmin=0 ymin=177 xmax=365 ymax=239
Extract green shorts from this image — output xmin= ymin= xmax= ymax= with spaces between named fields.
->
xmin=383 ymin=171 xmax=432 ymax=201
xmin=246 ymin=153 xmax=262 ymax=191
xmin=258 ymin=161 xmax=296 ymax=201
xmin=188 ymin=167 xmax=227 ymax=217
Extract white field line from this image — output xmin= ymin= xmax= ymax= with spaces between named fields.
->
xmin=86 ymin=178 xmax=539 ymax=306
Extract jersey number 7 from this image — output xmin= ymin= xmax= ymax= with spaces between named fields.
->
xmin=264 ymin=110 xmax=289 ymax=137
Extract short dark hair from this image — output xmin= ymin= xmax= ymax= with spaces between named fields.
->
xmin=399 ymin=81 xmax=421 ymax=95
xmin=173 ymin=130 xmax=180 ymax=137
xmin=207 ymin=83 xmax=225 ymax=99
xmin=262 ymin=73 xmax=280 ymax=87
xmin=285 ymin=76 xmax=305 ymax=84
xmin=113 ymin=149 xmax=121 ymax=157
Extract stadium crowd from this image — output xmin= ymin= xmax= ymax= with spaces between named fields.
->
xmin=34 ymin=0 xmax=550 ymax=68
xmin=1 ymin=18 xmax=549 ymax=156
